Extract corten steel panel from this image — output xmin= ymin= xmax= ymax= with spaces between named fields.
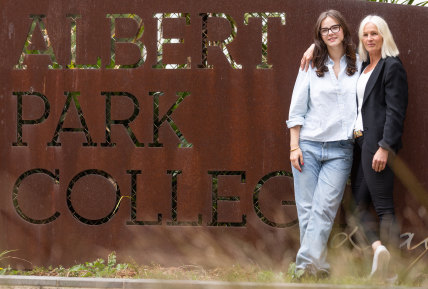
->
xmin=0 ymin=0 xmax=427 ymax=269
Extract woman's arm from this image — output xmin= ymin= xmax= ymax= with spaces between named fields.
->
xmin=287 ymin=68 xmax=310 ymax=173
xmin=372 ymin=58 xmax=408 ymax=172
xmin=290 ymin=126 xmax=303 ymax=172
xmin=379 ymin=58 xmax=408 ymax=152
xmin=300 ymin=44 xmax=315 ymax=71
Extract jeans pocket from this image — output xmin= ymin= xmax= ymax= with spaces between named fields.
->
xmin=298 ymin=139 xmax=313 ymax=152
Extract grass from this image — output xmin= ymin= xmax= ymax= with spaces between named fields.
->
xmin=0 ymin=253 xmax=286 ymax=283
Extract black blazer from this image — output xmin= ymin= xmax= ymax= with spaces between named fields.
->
xmin=360 ymin=56 xmax=408 ymax=154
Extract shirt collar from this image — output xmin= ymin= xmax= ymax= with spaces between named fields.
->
xmin=326 ymin=54 xmax=346 ymax=66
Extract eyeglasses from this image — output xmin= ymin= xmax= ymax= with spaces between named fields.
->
xmin=320 ymin=24 xmax=341 ymax=36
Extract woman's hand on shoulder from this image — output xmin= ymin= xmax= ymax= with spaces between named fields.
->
xmin=300 ymin=44 xmax=315 ymax=71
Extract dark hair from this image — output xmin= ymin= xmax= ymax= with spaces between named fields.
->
xmin=313 ymin=10 xmax=357 ymax=77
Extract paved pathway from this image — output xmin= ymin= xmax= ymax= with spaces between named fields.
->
xmin=0 ymin=275 xmax=417 ymax=289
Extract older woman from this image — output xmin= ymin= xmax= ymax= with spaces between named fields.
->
xmin=286 ymin=10 xmax=360 ymax=279
xmin=300 ymin=15 xmax=408 ymax=279
xmin=352 ymin=15 xmax=408 ymax=278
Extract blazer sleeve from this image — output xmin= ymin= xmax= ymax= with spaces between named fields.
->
xmin=378 ymin=57 xmax=408 ymax=152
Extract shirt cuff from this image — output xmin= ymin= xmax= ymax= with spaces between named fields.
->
xmin=286 ymin=118 xmax=304 ymax=128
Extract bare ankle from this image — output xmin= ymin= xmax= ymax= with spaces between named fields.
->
xmin=372 ymin=240 xmax=382 ymax=253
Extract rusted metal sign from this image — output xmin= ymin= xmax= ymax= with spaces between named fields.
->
xmin=0 ymin=0 xmax=427 ymax=268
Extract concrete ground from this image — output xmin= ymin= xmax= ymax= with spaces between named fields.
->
xmin=0 ymin=275 xmax=420 ymax=289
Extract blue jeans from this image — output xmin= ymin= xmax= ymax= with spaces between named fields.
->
xmin=292 ymin=139 xmax=353 ymax=272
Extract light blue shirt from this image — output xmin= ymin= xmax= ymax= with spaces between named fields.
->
xmin=286 ymin=55 xmax=361 ymax=142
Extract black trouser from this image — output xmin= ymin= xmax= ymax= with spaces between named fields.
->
xmin=350 ymin=135 xmax=399 ymax=247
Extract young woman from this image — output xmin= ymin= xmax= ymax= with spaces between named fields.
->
xmin=286 ymin=10 xmax=360 ymax=279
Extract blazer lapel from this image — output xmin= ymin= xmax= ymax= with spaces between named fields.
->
xmin=362 ymin=58 xmax=385 ymax=107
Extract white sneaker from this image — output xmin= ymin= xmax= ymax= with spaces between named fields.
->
xmin=370 ymin=245 xmax=391 ymax=278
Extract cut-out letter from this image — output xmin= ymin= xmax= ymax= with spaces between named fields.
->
xmin=200 ymin=13 xmax=241 ymax=69
xmin=106 ymin=14 xmax=146 ymax=69
xmin=13 ymin=91 xmax=50 ymax=147
xmin=153 ymin=13 xmax=191 ymax=69
xmin=48 ymin=92 xmax=96 ymax=147
xmin=244 ymin=13 xmax=286 ymax=69
xmin=149 ymin=91 xmax=192 ymax=148
xmin=101 ymin=92 xmax=143 ymax=147
xmin=208 ymin=171 xmax=246 ymax=226
xmin=14 ymin=15 xmax=62 ymax=69
xmin=13 ymin=169 xmax=60 ymax=224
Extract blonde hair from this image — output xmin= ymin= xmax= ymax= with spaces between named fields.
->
xmin=358 ymin=15 xmax=399 ymax=62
